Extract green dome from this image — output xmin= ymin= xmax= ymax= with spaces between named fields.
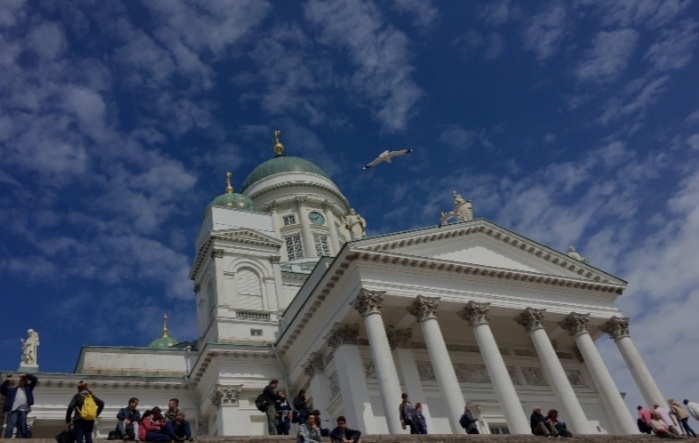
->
xmin=241 ymin=155 xmax=331 ymax=192
xmin=208 ymin=192 xmax=259 ymax=211
xmin=147 ymin=335 xmax=179 ymax=349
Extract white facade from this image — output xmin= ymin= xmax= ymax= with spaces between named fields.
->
xmin=12 ymin=153 xmax=664 ymax=438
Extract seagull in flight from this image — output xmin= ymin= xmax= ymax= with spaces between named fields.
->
xmin=363 ymin=149 xmax=413 ymax=169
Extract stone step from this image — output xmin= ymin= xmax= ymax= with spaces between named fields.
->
xmin=17 ymin=435 xmax=668 ymax=443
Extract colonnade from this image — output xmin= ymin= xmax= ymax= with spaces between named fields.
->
xmin=302 ymin=290 xmax=663 ymax=435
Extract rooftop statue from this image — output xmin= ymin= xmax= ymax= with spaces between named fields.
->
xmin=20 ymin=329 xmax=39 ymax=367
xmin=568 ymin=246 xmax=588 ymax=263
xmin=344 ymin=208 xmax=367 ymax=240
xmin=273 ymin=129 xmax=284 ymax=155
xmin=439 ymin=191 xmax=473 ymax=227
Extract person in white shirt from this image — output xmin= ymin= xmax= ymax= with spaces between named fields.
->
xmin=684 ymin=400 xmax=699 ymax=421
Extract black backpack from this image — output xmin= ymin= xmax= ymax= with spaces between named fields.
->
xmin=255 ymin=394 xmax=268 ymax=412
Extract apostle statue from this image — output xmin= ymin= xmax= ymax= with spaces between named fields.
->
xmin=344 ymin=208 xmax=367 ymax=240
xmin=439 ymin=191 xmax=473 ymax=227
xmin=20 ymin=329 xmax=39 ymax=366
xmin=567 ymin=246 xmax=588 ymax=263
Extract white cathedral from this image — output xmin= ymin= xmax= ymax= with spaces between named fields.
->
xmin=11 ymin=135 xmax=666 ymax=438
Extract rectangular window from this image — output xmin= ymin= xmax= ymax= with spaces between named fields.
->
xmin=283 ymin=215 xmax=296 ymax=226
xmin=314 ymin=234 xmax=330 ymax=256
xmin=285 ymin=235 xmax=304 ymax=260
xmin=251 ymin=329 xmax=263 ymax=337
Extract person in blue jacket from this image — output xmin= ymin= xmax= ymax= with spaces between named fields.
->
xmin=1 ymin=373 xmax=38 ymax=438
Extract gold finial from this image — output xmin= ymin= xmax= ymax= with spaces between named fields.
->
xmin=273 ymin=130 xmax=284 ymax=156
xmin=162 ymin=314 xmax=169 ymax=338
xmin=225 ymin=171 xmax=233 ymax=193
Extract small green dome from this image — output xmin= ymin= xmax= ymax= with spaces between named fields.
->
xmin=147 ymin=335 xmax=180 ymax=349
xmin=241 ymin=155 xmax=331 ymax=192
xmin=208 ymin=192 xmax=259 ymax=211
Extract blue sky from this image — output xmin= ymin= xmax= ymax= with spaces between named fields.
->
xmin=2 ymin=0 xmax=698 ymax=415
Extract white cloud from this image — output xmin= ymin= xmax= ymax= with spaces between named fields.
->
xmin=0 ymin=0 xmax=25 ymax=27
xmin=645 ymin=19 xmax=699 ymax=71
xmin=598 ymin=75 xmax=670 ymax=125
xmin=304 ymin=0 xmax=424 ymax=132
xmin=687 ymin=106 xmax=699 ymax=124
xmin=687 ymin=134 xmax=699 ymax=150
xmin=544 ymin=132 xmax=556 ymax=143
xmin=390 ymin=0 xmax=439 ymax=29
xmin=481 ymin=0 xmax=520 ymax=26
xmin=522 ymin=4 xmax=567 ymax=61
xmin=595 ymin=0 xmax=691 ymax=29
xmin=575 ymin=29 xmax=639 ymax=83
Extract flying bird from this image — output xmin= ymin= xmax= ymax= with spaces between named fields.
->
xmin=363 ymin=149 xmax=413 ymax=169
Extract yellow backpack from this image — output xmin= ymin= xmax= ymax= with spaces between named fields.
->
xmin=78 ymin=393 xmax=98 ymax=421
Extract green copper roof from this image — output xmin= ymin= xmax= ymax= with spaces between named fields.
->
xmin=208 ymin=192 xmax=259 ymax=211
xmin=241 ymin=155 xmax=330 ymax=192
xmin=147 ymin=335 xmax=179 ymax=349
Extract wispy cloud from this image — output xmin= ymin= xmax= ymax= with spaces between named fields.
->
xmin=389 ymin=0 xmax=439 ymax=29
xmin=522 ymin=4 xmax=567 ymax=61
xmin=598 ymin=75 xmax=670 ymax=125
xmin=644 ymin=19 xmax=699 ymax=71
xmin=595 ymin=0 xmax=691 ymax=29
xmin=575 ymin=29 xmax=639 ymax=83
xmin=304 ymin=0 xmax=424 ymax=132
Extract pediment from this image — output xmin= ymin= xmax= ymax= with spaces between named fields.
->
xmin=212 ymin=228 xmax=283 ymax=247
xmin=354 ymin=220 xmax=624 ymax=285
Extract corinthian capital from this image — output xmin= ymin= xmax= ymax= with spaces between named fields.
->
xmin=210 ymin=384 xmax=243 ymax=407
xmin=559 ymin=312 xmax=590 ymax=337
xmin=326 ymin=323 xmax=360 ymax=349
xmin=407 ymin=295 xmax=440 ymax=323
xmin=600 ymin=316 xmax=630 ymax=341
xmin=458 ymin=301 xmax=490 ymax=326
xmin=352 ymin=289 xmax=386 ymax=317
xmin=514 ymin=307 xmax=546 ymax=332
xmin=303 ymin=352 xmax=325 ymax=378
xmin=386 ymin=327 xmax=412 ymax=349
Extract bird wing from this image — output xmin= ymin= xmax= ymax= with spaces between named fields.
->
xmin=386 ymin=148 xmax=413 ymax=159
xmin=363 ymin=155 xmax=386 ymax=169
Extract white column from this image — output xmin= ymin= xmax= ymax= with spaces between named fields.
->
xmin=210 ymin=385 xmax=245 ymax=435
xmin=388 ymin=327 xmax=432 ymax=430
xmin=322 ymin=201 xmax=340 ymax=254
xmin=407 ymin=295 xmax=464 ymax=434
xmin=352 ymin=290 xmax=403 ymax=434
xmin=327 ymin=324 xmax=377 ymax=433
xmin=515 ymin=308 xmax=592 ymax=434
xmin=458 ymin=302 xmax=530 ymax=434
xmin=601 ymin=316 xmax=666 ymax=409
xmin=559 ymin=313 xmax=637 ymax=434
xmin=295 ymin=197 xmax=317 ymax=258
xmin=304 ymin=352 xmax=332 ymax=421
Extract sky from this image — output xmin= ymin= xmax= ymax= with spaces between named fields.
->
xmin=1 ymin=0 xmax=699 ymax=418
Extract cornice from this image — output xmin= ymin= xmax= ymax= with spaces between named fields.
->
xmin=38 ymin=377 xmax=187 ymax=391
xmin=355 ymin=221 xmax=624 ymax=286
xmin=247 ymin=180 xmax=351 ymax=212
xmin=190 ymin=346 xmax=275 ymax=384
xmin=350 ymin=248 xmax=625 ymax=294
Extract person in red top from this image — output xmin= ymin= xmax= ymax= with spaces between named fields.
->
xmin=138 ymin=410 xmax=170 ymax=442
xmin=637 ymin=406 xmax=653 ymax=434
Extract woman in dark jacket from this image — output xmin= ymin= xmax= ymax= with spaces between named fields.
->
xmin=276 ymin=390 xmax=293 ymax=435
xmin=293 ymin=389 xmax=310 ymax=426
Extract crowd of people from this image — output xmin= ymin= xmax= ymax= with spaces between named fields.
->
xmin=637 ymin=399 xmax=699 ymax=439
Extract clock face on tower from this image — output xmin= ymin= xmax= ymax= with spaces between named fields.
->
xmin=308 ymin=211 xmax=325 ymax=225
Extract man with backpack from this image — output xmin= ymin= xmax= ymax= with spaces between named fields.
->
xmin=261 ymin=380 xmax=279 ymax=435
xmin=65 ymin=381 xmax=105 ymax=443
xmin=117 ymin=397 xmax=141 ymax=441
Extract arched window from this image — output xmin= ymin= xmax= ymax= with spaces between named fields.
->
xmin=236 ymin=268 xmax=263 ymax=310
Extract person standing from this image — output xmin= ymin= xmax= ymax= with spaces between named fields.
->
xmin=65 ymin=381 xmax=104 ymax=443
xmin=460 ymin=404 xmax=480 ymax=434
xmin=684 ymin=399 xmax=699 ymax=421
xmin=262 ymin=380 xmax=279 ymax=435
xmin=398 ymin=393 xmax=418 ymax=434
xmin=276 ymin=390 xmax=292 ymax=435
xmin=117 ymin=397 xmax=141 ymax=441
xmin=637 ymin=405 xmax=653 ymax=434
xmin=293 ymin=389 xmax=310 ymax=426
xmin=1 ymin=373 xmax=38 ymax=438
xmin=414 ymin=402 xmax=427 ymax=434
xmin=669 ymin=398 xmax=697 ymax=437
